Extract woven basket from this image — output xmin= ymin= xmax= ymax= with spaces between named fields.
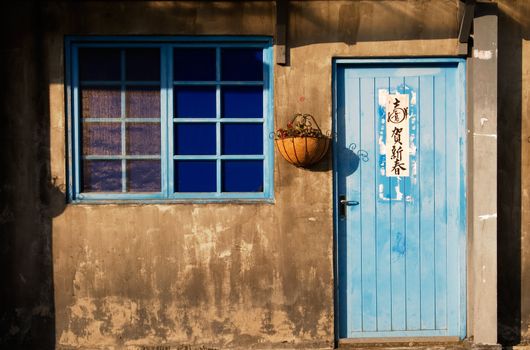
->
xmin=275 ymin=136 xmax=330 ymax=167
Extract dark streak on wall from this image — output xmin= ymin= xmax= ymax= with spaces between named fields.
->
xmin=497 ymin=0 xmax=530 ymax=346
xmin=0 ymin=1 xmax=63 ymax=349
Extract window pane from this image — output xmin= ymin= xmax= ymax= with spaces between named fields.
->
xmin=79 ymin=48 xmax=121 ymax=81
xmin=126 ymin=86 xmax=160 ymax=118
xmin=82 ymin=123 xmax=121 ymax=155
xmin=174 ymin=86 xmax=216 ymax=118
xmin=222 ymin=123 xmax=263 ymax=155
xmin=125 ymin=48 xmax=160 ymax=81
xmin=81 ymin=86 xmax=121 ymax=118
xmin=83 ymin=160 xmax=122 ymax=192
xmin=127 ymin=160 xmax=161 ymax=192
xmin=221 ymin=48 xmax=263 ymax=81
xmin=222 ymin=86 xmax=262 ymax=118
xmin=174 ymin=48 xmax=216 ymax=81
xmin=126 ymin=123 xmax=160 ymax=155
xmin=174 ymin=123 xmax=216 ymax=155
xmin=222 ymin=160 xmax=263 ymax=192
xmin=73 ymin=42 xmax=271 ymax=200
xmin=175 ymin=161 xmax=216 ymax=192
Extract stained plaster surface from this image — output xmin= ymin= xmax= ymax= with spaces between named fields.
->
xmin=47 ymin=1 xmax=462 ymax=349
xmin=51 ymin=35 xmax=463 ymax=348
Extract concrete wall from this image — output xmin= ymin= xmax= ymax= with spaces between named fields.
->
xmin=48 ymin=2 xmax=462 ymax=349
xmin=8 ymin=0 xmax=530 ymax=349
xmin=470 ymin=4 xmax=498 ymax=345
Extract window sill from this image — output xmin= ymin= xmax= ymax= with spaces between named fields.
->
xmin=68 ymin=197 xmax=275 ymax=205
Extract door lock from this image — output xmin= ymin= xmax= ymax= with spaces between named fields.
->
xmin=339 ymin=194 xmax=359 ymax=218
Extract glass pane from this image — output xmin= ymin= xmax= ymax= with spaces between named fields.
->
xmin=222 ymin=160 xmax=263 ymax=192
xmin=222 ymin=86 xmax=262 ymax=118
xmin=174 ymin=86 xmax=216 ymax=118
xmin=221 ymin=48 xmax=263 ymax=81
xmin=82 ymin=123 xmax=121 ymax=155
xmin=125 ymin=48 xmax=160 ymax=81
xmin=174 ymin=48 xmax=216 ymax=81
xmin=174 ymin=123 xmax=216 ymax=155
xmin=222 ymin=123 xmax=263 ymax=155
xmin=175 ymin=161 xmax=216 ymax=192
xmin=81 ymin=86 xmax=121 ymax=118
xmin=79 ymin=48 xmax=121 ymax=81
xmin=126 ymin=86 xmax=160 ymax=118
xmin=126 ymin=123 xmax=160 ymax=155
xmin=127 ymin=160 xmax=161 ymax=192
xmin=83 ymin=160 xmax=122 ymax=192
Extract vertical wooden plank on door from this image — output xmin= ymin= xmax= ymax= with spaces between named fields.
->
xmin=434 ymin=71 xmax=448 ymax=330
xmin=375 ymin=76 xmax=392 ymax=331
xmin=390 ymin=77 xmax=407 ymax=331
xmin=419 ymin=74 xmax=436 ymax=330
xmin=346 ymin=73 xmax=363 ymax=333
xmin=445 ymin=66 xmax=461 ymax=335
xmin=337 ymin=66 xmax=348 ymax=337
xmin=360 ymin=77 xmax=377 ymax=331
xmin=458 ymin=63 xmax=467 ymax=338
xmin=404 ymin=76 xmax=421 ymax=330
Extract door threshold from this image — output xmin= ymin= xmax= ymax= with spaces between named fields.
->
xmin=338 ymin=336 xmax=462 ymax=348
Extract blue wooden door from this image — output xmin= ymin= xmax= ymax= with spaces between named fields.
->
xmin=335 ymin=59 xmax=466 ymax=339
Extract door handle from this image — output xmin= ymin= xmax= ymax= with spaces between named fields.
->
xmin=339 ymin=195 xmax=359 ymax=218
xmin=340 ymin=199 xmax=360 ymax=206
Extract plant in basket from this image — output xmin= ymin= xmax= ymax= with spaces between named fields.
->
xmin=274 ymin=113 xmax=330 ymax=167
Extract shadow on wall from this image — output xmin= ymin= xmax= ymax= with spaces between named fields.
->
xmin=56 ymin=0 xmax=462 ymax=46
xmin=287 ymin=0 xmax=460 ymax=47
xmin=0 ymin=2 xmax=66 ymax=349
xmin=497 ymin=0 xmax=530 ymax=346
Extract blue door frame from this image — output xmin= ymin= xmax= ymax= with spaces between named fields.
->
xmin=332 ymin=58 xmax=467 ymax=340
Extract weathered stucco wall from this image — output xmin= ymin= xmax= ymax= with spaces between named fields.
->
xmin=8 ymin=1 xmax=516 ymax=349
xmin=46 ymin=2 xmax=461 ymax=349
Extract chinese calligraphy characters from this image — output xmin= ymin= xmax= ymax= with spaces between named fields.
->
xmin=386 ymin=94 xmax=410 ymax=177
xmin=390 ymin=127 xmax=406 ymax=175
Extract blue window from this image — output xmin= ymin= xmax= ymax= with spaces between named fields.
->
xmin=66 ymin=37 xmax=273 ymax=202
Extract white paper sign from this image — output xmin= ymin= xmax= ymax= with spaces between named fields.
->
xmin=386 ymin=94 xmax=410 ymax=177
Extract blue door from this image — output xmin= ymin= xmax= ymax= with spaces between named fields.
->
xmin=334 ymin=59 xmax=466 ymax=339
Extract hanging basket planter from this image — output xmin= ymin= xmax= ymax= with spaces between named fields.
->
xmin=275 ymin=136 xmax=330 ymax=167
xmin=274 ymin=114 xmax=330 ymax=168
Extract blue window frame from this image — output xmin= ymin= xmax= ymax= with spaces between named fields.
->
xmin=66 ymin=36 xmax=274 ymax=202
